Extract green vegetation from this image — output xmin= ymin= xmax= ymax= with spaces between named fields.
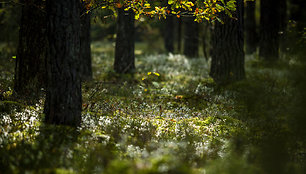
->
xmin=1 ymin=41 xmax=305 ymax=173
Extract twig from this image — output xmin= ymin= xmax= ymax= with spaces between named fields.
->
xmin=80 ymin=1 xmax=117 ymax=17
xmin=0 ymin=0 xmax=24 ymax=6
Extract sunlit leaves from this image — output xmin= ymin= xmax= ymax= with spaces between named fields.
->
xmin=88 ymin=0 xmax=236 ymax=22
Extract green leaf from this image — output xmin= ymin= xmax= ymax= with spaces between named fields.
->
xmin=152 ymin=82 xmax=160 ymax=88
xmin=168 ymin=0 xmax=175 ymax=5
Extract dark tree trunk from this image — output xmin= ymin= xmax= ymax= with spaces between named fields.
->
xmin=163 ymin=15 xmax=175 ymax=53
xmin=279 ymin=0 xmax=288 ymax=53
xmin=279 ymin=0 xmax=287 ymax=32
xmin=202 ymin=22 xmax=211 ymax=60
xmin=44 ymin=0 xmax=82 ymax=126
xmin=177 ymin=17 xmax=182 ymax=53
xmin=289 ymin=0 xmax=306 ymax=30
xmin=245 ymin=0 xmax=257 ymax=54
xmin=183 ymin=17 xmax=199 ymax=58
xmin=162 ymin=0 xmax=174 ymax=53
xmin=210 ymin=0 xmax=245 ymax=83
xmin=259 ymin=0 xmax=281 ymax=61
xmin=14 ymin=0 xmax=46 ymax=98
xmin=80 ymin=2 xmax=92 ymax=81
xmin=114 ymin=8 xmax=135 ymax=74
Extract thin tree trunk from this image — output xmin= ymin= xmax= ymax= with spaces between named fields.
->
xmin=279 ymin=0 xmax=287 ymax=53
xmin=210 ymin=0 xmax=245 ymax=83
xmin=44 ymin=0 xmax=82 ymax=126
xmin=80 ymin=2 xmax=92 ymax=81
xmin=164 ymin=15 xmax=174 ymax=53
xmin=177 ymin=17 xmax=182 ymax=53
xmin=259 ymin=0 xmax=280 ymax=61
xmin=245 ymin=0 xmax=257 ymax=54
xmin=202 ymin=22 xmax=211 ymax=60
xmin=14 ymin=0 xmax=46 ymax=98
xmin=114 ymin=8 xmax=135 ymax=74
xmin=279 ymin=0 xmax=287 ymax=33
xmin=289 ymin=0 xmax=306 ymax=31
xmin=183 ymin=16 xmax=199 ymax=58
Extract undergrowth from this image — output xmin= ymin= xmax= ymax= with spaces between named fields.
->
xmin=0 ymin=42 xmax=305 ymax=174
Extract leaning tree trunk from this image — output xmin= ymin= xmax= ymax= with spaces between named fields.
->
xmin=44 ymin=0 xmax=82 ymax=126
xmin=259 ymin=0 xmax=281 ymax=61
xmin=80 ymin=2 xmax=92 ymax=81
xmin=183 ymin=16 xmax=199 ymax=58
xmin=210 ymin=0 xmax=245 ymax=84
xmin=14 ymin=0 xmax=46 ymax=98
xmin=163 ymin=15 xmax=175 ymax=53
xmin=114 ymin=8 xmax=135 ymax=74
xmin=245 ymin=0 xmax=257 ymax=54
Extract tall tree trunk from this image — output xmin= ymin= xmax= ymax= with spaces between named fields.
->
xmin=259 ymin=0 xmax=281 ymax=61
xmin=177 ymin=17 xmax=182 ymax=53
xmin=202 ymin=22 xmax=211 ymax=60
xmin=114 ymin=8 xmax=135 ymax=74
xmin=210 ymin=0 xmax=245 ymax=83
xmin=44 ymin=0 xmax=82 ymax=126
xmin=289 ymin=0 xmax=306 ymax=30
xmin=14 ymin=0 xmax=46 ymax=98
xmin=245 ymin=0 xmax=257 ymax=54
xmin=183 ymin=17 xmax=199 ymax=58
xmin=279 ymin=0 xmax=287 ymax=53
xmin=80 ymin=2 xmax=92 ymax=81
xmin=163 ymin=15 xmax=175 ymax=53
xmin=279 ymin=0 xmax=287 ymax=33
xmin=0 ymin=3 xmax=3 ymax=20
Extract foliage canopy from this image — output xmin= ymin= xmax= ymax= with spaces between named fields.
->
xmin=85 ymin=0 xmax=236 ymax=22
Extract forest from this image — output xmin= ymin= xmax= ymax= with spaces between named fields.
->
xmin=0 ymin=0 xmax=306 ymax=173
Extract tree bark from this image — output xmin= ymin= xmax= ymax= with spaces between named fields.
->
xmin=279 ymin=0 xmax=288 ymax=53
xmin=279 ymin=0 xmax=287 ymax=32
xmin=163 ymin=15 xmax=175 ymax=53
xmin=245 ymin=0 xmax=257 ymax=54
xmin=80 ymin=2 xmax=92 ymax=81
xmin=259 ymin=0 xmax=281 ymax=61
xmin=114 ymin=8 xmax=135 ymax=74
xmin=44 ymin=0 xmax=82 ymax=126
xmin=202 ymin=22 xmax=211 ymax=60
xmin=14 ymin=0 xmax=46 ymax=98
xmin=210 ymin=0 xmax=245 ymax=84
xmin=183 ymin=17 xmax=199 ymax=58
xmin=289 ymin=0 xmax=306 ymax=30
xmin=177 ymin=17 xmax=182 ymax=53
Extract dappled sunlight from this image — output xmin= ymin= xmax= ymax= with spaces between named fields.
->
xmin=0 ymin=0 xmax=305 ymax=171
xmin=75 ymin=47 xmax=245 ymax=171
xmin=0 ymin=103 xmax=42 ymax=148
xmin=1 ymin=37 xmax=306 ymax=172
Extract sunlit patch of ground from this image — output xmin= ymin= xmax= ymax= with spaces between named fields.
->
xmin=78 ymin=43 xmax=247 ymax=172
xmin=0 ymin=42 xmax=305 ymax=173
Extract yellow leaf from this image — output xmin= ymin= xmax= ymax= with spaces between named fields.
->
xmin=115 ymin=3 xmax=123 ymax=8
xmin=153 ymin=72 xmax=160 ymax=76
xmin=175 ymin=95 xmax=183 ymax=99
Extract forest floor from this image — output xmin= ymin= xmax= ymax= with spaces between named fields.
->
xmin=0 ymin=42 xmax=305 ymax=174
